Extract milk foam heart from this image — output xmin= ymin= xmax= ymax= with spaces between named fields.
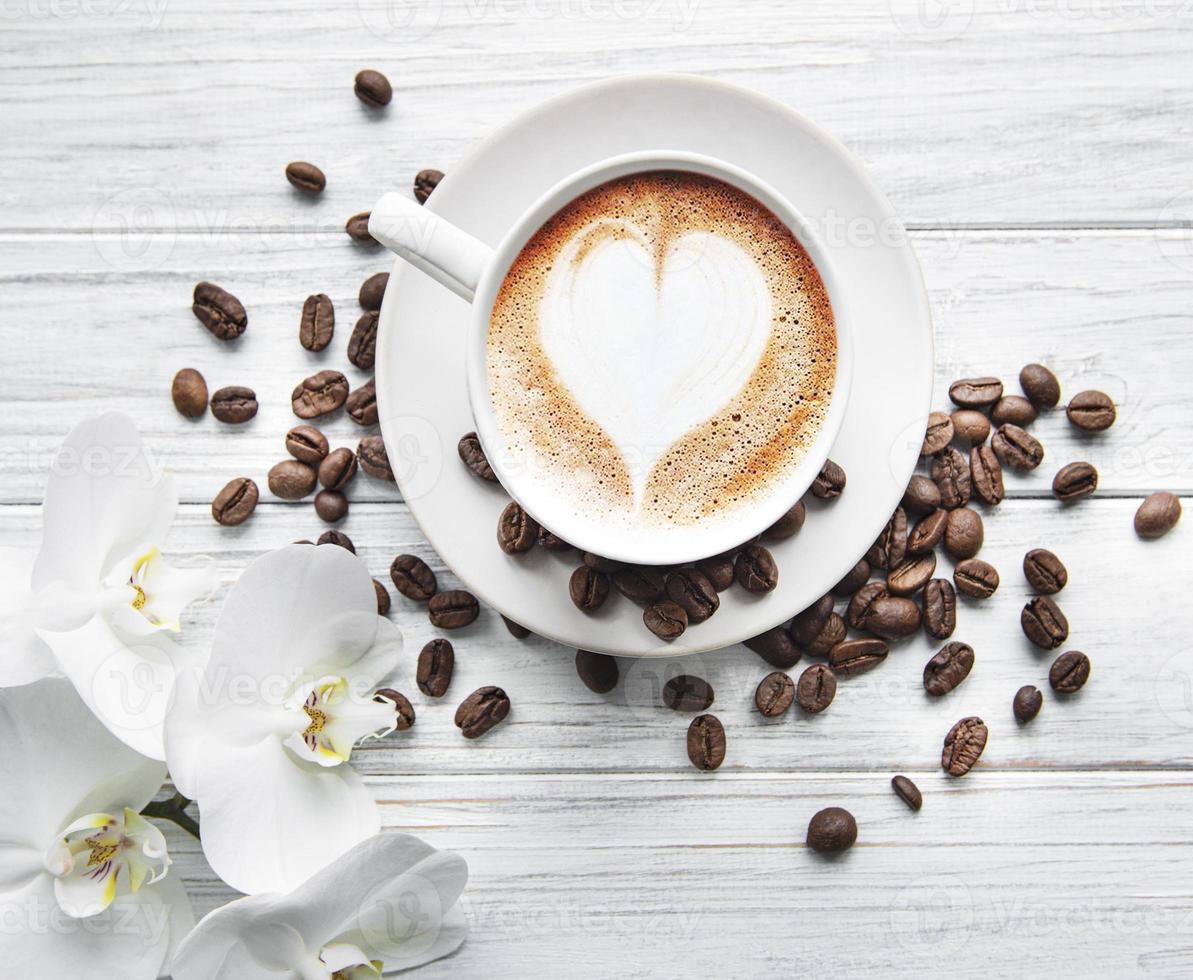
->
xmin=538 ymin=220 xmax=771 ymax=503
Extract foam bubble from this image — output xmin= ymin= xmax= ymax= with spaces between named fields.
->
xmin=487 ymin=170 xmax=836 ymax=531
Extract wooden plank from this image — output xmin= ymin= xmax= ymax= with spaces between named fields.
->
xmin=0 ymin=229 xmax=1190 ymax=504
xmin=1 ymin=2 xmax=1192 ymax=226
xmin=4 ymin=496 xmax=1190 ymax=772
xmin=164 ymin=771 xmax=1193 ymax=978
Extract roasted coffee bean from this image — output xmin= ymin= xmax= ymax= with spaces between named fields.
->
xmin=613 ymin=565 xmax=666 ymax=604
xmin=299 ymin=293 xmax=334 ymax=351
xmin=373 ymin=579 xmax=390 ymax=616
xmin=924 ymin=641 xmax=975 ymax=696
xmin=755 ymin=671 xmax=795 ymax=717
xmin=1049 ymin=650 xmax=1090 ymax=694
xmin=891 ymin=775 xmax=922 ymax=812
xmin=1135 ymin=491 xmax=1181 ymax=539
xmin=347 ymin=311 xmax=378 ymax=370
xmin=847 ymin=583 xmax=888 ymax=631
xmin=1021 ymin=595 xmax=1068 ymax=649
xmin=357 ymin=434 xmax=394 ymax=481
xmin=317 ymin=529 xmax=354 ymax=552
xmin=315 ymin=489 xmax=348 ymax=523
xmin=268 ymin=459 xmax=317 ymax=500
xmin=949 ymin=376 xmax=1003 ymax=409
xmin=1013 ymin=684 xmax=1044 ymax=723
xmin=502 ymin=616 xmax=530 ymax=639
xmin=429 ymin=590 xmax=479 ymax=629
xmin=192 ymin=281 xmax=247 ymax=340
xmin=869 ymin=507 xmax=907 ymax=570
xmin=210 ymin=385 xmax=258 ymax=424
xmin=644 ymin=601 xmax=687 ymax=641
xmin=318 ymin=446 xmax=358 ymax=491
xmin=171 ymin=368 xmax=208 ymax=418
xmin=1066 ymin=390 xmax=1116 ymax=431
xmin=285 ymin=161 xmax=326 ymax=194
xmin=970 ymin=445 xmax=1005 ymax=506
xmin=1023 ymin=548 xmax=1067 ymax=594
xmin=573 ymin=649 xmax=619 ymax=693
xmin=832 ymin=558 xmax=871 ymax=597
xmin=931 ymin=447 xmax=971 ymax=509
xmin=389 ymin=554 xmax=437 ymax=601
xmin=455 ymin=686 xmax=510 ymax=740
xmin=581 ymin=552 xmax=621 ymax=573
xmin=950 ymin=409 xmax=990 ymax=446
xmin=791 ymin=593 xmax=837 ymax=647
xmin=286 ymin=425 xmax=329 ymax=465
xmin=735 ymin=544 xmax=778 ymax=593
xmin=805 ymin=612 xmax=847 ymax=657
xmin=417 ymin=638 xmax=454 ymax=697
xmin=695 ymin=554 xmax=736 ymax=592
xmin=345 ymin=211 xmax=377 ymax=245
xmin=374 ymin=688 xmax=413 ymax=730
xmin=807 ymin=807 xmax=856 ymax=854
xmin=687 ymin=714 xmax=726 ymax=771
xmin=887 ymin=553 xmax=936 ymax=596
xmin=922 ymin=579 xmax=957 ymax=640
xmin=497 ymin=502 xmax=539 ymax=554
xmin=902 ymin=474 xmax=942 ymax=514
xmin=866 ymin=596 xmax=922 ymax=639
xmin=346 ymin=378 xmax=378 ymax=426
xmin=954 ymin=558 xmax=999 ymax=599
xmin=358 ymin=272 xmax=389 ymax=311
xmin=212 ymin=477 xmax=257 ymax=526
xmin=828 ymin=638 xmax=889 ymax=678
xmin=1052 ymin=461 xmax=1098 ymax=501
xmin=456 ymin=432 xmax=497 ymax=483
xmin=796 ymin=664 xmax=837 ymax=713
xmin=414 ymin=168 xmax=443 ymax=203
xmin=942 ymin=716 xmax=988 ymax=777
xmin=663 ymin=674 xmax=715 ymax=712
xmin=944 ymin=507 xmax=984 ymax=560
xmin=538 ymin=527 xmax=572 ymax=552
xmin=665 ymin=569 xmax=719 ymax=623
xmin=921 ymin=411 xmax=954 ymax=455
xmin=992 ymin=423 xmax=1044 ymax=471
xmin=763 ymin=500 xmax=805 ymax=541
xmin=570 ymin=566 xmax=610 ymax=612
xmin=810 ymin=459 xmax=846 ymax=499
xmin=292 ymin=370 xmax=349 ymax=418
xmin=354 ymin=68 xmax=392 ymax=107
xmin=991 ymin=394 xmax=1037 ymax=427
xmin=908 ymin=509 xmax=947 ymax=555
xmin=1020 ymin=363 xmax=1061 ymax=408
xmin=744 ymin=627 xmax=802 ymax=669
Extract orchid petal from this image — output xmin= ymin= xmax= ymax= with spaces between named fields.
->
xmin=0 ymin=547 xmax=60 ymax=685
xmin=33 ymin=413 xmax=176 ymax=595
xmin=108 ymin=549 xmax=218 ymax=637
xmin=195 ymin=735 xmax=379 ymax=895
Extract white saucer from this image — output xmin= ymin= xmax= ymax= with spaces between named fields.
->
xmin=376 ymin=74 xmax=933 ymax=657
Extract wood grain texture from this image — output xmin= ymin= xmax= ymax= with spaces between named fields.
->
xmin=1 ymin=229 xmax=1190 ymax=504
xmin=1 ymin=1 xmax=1192 ymax=227
xmin=163 ymin=771 xmax=1193 ymax=978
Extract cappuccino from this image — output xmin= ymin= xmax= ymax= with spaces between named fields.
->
xmin=486 ymin=170 xmax=836 ymax=534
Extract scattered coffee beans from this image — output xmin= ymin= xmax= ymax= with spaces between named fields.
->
xmin=374 ymin=688 xmax=413 ymax=730
xmin=357 ymin=435 xmax=394 ymax=481
xmin=1066 ymin=390 xmax=1116 ymax=431
xmin=1019 ymin=363 xmax=1060 ymax=408
xmin=292 ymin=370 xmax=349 ymax=418
xmin=755 ymin=671 xmax=795 ymax=717
xmin=498 ymin=502 xmax=540 ymax=554
xmin=902 ymin=474 xmax=942 ymax=514
xmin=735 ymin=544 xmax=778 ymax=593
xmin=212 ymin=477 xmax=257 ymax=526
xmin=687 ymin=714 xmax=726 ymax=771
xmin=810 ymin=459 xmax=846 ymax=498
xmin=1135 ymin=492 xmax=1181 ymax=539
xmin=455 ymin=686 xmax=510 ymax=739
xmin=886 ymin=553 xmax=936 ymax=597
xmin=390 ymin=554 xmax=437 ymax=601
xmin=502 ymin=616 xmax=530 ymax=639
xmin=613 ymin=566 xmax=666 ymax=604
xmin=923 ymin=642 xmax=975 ymax=696
xmin=922 ymin=579 xmax=957 ymax=639
xmin=846 ymin=583 xmax=887 ymax=631
xmin=1013 ymin=685 xmax=1044 ymax=723
xmin=832 ymin=558 xmax=872 ymax=597
xmin=268 ymin=459 xmax=317 ymax=500
xmin=314 ymin=489 xmax=348 ymax=523
xmin=570 ymin=566 xmax=610 ymax=613
xmin=1052 ymin=461 xmax=1097 ymax=501
xmin=317 ymin=529 xmax=354 ymax=552
xmin=1023 ymin=548 xmax=1067 ymax=594
xmin=346 ymin=378 xmax=378 ymax=426
xmin=942 ymin=716 xmax=988 ymax=776
xmin=992 ymin=423 xmax=1044 ymax=470
xmin=285 ymin=161 xmax=326 ymax=194
xmin=347 ymin=311 xmax=379 ymax=370
xmin=354 ymin=69 xmax=392 ymax=107
xmin=663 ymin=675 xmax=714 ymax=712
xmin=950 ymin=409 xmax=990 ymax=445
xmin=869 ymin=507 xmax=907 ymax=570
xmin=575 ymin=650 xmax=618 ymax=693
xmin=299 ymin=293 xmax=335 ymax=351
xmin=458 ymin=432 xmax=497 ymax=482
xmin=345 ymin=212 xmax=377 ymax=245
xmin=644 ymin=600 xmax=687 ymax=641
xmin=991 ymin=394 xmax=1037 ymax=427
xmin=358 ymin=272 xmax=389 ymax=311
xmin=1049 ymin=650 xmax=1091 ymax=693
xmin=891 ymin=775 xmax=922 ymax=812
xmin=210 ymin=385 xmax=258 ymax=424
xmin=828 ymin=638 xmax=888 ymax=678
xmin=944 ymin=507 xmax=983 ymax=560
xmin=318 ymin=446 xmax=357 ymax=491
xmin=908 ymin=509 xmax=947 ymax=555
xmin=807 ymin=807 xmax=856 ymax=854
xmin=744 ymin=627 xmax=802 ymax=669
xmin=417 ymin=638 xmax=455 ymax=697
xmin=864 ymin=596 xmax=921 ymax=640
xmin=796 ymin=664 xmax=837 ymax=713
xmin=949 ymin=376 xmax=1003 ymax=409
xmin=954 ymin=558 xmax=999 ymax=599
xmin=414 ymin=168 xmax=443 ymax=203
xmin=921 ymin=411 xmax=954 ymax=455
xmin=665 ymin=570 xmax=719 ymax=623
xmin=428 ymin=590 xmax=479 ymax=629
xmin=1021 ymin=595 xmax=1068 ymax=649
xmin=171 ymin=368 xmax=208 ymax=418
xmin=695 ymin=554 xmax=735 ymax=592
xmin=931 ymin=447 xmax=971 ymax=509
xmin=373 ymin=579 xmax=390 ymax=616
xmin=192 ymin=281 xmax=246 ymax=340
xmin=286 ymin=424 xmax=329 ymax=465
xmin=763 ymin=500 xmax=806 ymax=540
xmin=970 ymin=445 xmax=1004 ymax=505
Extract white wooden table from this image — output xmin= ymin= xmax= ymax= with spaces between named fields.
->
xmin=4 ymin=3 xmax=1193 ymax=976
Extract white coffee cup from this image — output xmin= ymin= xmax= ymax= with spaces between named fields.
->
xmin=369 ymin=150 xmax=853 ymax=566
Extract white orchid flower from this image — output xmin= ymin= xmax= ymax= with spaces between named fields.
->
xmin=0 ymin=413 xmax=215 ymax=760
xmin=0 ymin=678 xmax=194 ymax=978
xmin=171 ymin=833 xmax=468 ymax=979
xmin=165 ymin=543 xmax=406 ymax=895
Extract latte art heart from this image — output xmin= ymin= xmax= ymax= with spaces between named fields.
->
xmin=539 ymin=220 xmax=772 ymax=504
xmin=487 ymin=170 xmax=836 ymax=538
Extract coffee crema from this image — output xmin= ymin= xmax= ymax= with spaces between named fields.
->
xmin=487 ymin=170 xmax=836 ymax=531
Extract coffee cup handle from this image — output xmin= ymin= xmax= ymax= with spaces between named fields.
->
xmin=368 ymin=193 xmax=492 ymax=303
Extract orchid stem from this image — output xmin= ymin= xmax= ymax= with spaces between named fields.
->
xmin=141 ymin=792 xmax=201 ymax=840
